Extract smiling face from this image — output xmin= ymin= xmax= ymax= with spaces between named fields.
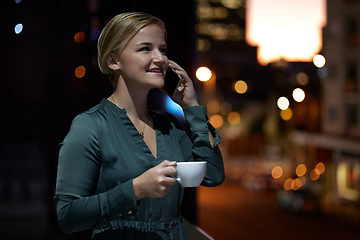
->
xmin=112 ymin=24 xmax=169 ymax=92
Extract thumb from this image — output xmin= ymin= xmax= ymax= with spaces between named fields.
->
xmin=160 ymin=160 xmax=171 ymax=167
xmin=161 ymin=160 xmax=176 ymax=167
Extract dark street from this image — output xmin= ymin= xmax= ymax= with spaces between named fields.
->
xmin=197 ymin=181 xmax=360 ymax=240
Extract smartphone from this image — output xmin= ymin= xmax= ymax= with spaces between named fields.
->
xmin=163 ymin=67 xmax=181 ymax=96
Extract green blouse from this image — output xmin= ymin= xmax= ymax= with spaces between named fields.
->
xmin=54 ymin=99 xmax=224 ymax=240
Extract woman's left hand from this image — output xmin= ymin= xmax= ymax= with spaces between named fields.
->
xmin=166 ymin=60 xmax=199 ymax=108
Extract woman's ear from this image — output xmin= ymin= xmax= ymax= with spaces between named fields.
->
xmin=106 ymin=53 xmax=121 ymax=71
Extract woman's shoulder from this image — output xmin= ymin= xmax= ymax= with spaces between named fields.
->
xmin=71 ymin=99 xmax=110 ymax=127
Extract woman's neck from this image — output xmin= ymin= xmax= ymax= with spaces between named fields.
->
xmin=111 ymin=80 xmax=149 ymax=121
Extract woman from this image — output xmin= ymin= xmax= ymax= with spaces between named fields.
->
xmin=54 ymin=12 xmax=224 ymax=240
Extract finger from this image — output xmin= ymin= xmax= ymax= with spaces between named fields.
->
xmin=160 ymin=160 xmax=171 ymax=166
xmin=163 ymin=165 xmax=177 ymax=176
xmin=162 ymin=177 xmax=176 ymax=186
xmin=167 ymin=161 xmax=177 ymax=166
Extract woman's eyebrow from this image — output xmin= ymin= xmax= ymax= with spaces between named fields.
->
xmin=136 ymin=42 xmax=167 ymax=48
xmin=136 ymin=42 xmax=152 ymax=46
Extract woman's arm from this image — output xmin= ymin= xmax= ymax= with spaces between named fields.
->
xmin=166 ymin=60 xmax=225 ymax=186
xmin=182 ymin=106 xmax=225 ymax=187
xmin=54 ymin=114 xmax=138 ymax=234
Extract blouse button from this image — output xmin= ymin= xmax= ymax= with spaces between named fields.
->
xmin=127 ymin=210 xmax=133 ymax=215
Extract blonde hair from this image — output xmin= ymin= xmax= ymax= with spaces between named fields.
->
xmin=97 ymin=12 xmax=167 ymax=88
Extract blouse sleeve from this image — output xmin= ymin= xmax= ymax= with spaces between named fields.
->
xmin=54 ymin=114 xmax=138 ymax=234
xmin=182 ymin=106 xmax=225 ymax=187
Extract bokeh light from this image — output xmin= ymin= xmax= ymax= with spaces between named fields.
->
xmin=313 ymin=54 xmax=326 ymax=68
xmin=221 ymin=0 xmax=243 ymax=9
xmin=14 ymin=23 xmax=23 ymax=34
xmin=291 ymin=178 xmax=302 ymax=190
xmin=227 ymin=111 xmax=241 ymax=125
xmin=220 ymin=102 xmax=232 ymax=115
xmin=196 ymin=67 xmax=212 ymax=82
xmin=277 ymin=97 xmax=290 ymax=110
xmin=310 ymin=169 xmax=320 ymax=181
xmin=233 ymin=80 xmax=248 ymax=94
xmin=284 ymin=178 xmax=293 ymax=191
xmin=280 ymin=108 xmax=293 ymax=121
xmin=296 ymin=72 xmax=309 ymax=86
xmin=207 ymin=100 xmax=220 ymax=114
xmin=74 ymin=32 xmax=85 ymax=44
xmin=298 ymin=175 xmax=306 ymax=186
xmin=296 ymin=164 xmax=307 ymax=177
xmin=293 ymin=88 xmax=305 ymax=102
xmin=75 ymin=66 xmax=86 ymax=78
xmin=271 ymin=166 xmax=283 ymax=179
xmin=209 ymin=114 xmax=224 ymax=128
xmin=315 ymin=162 xmax=325 ymax=174
xmin=197 ymin=38 xmax=211 ymax=51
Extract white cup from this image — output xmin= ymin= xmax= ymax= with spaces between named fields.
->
xmin=175 ymin=161 xmax=207 ymax=187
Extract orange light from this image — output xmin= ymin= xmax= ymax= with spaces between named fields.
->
xmin=291 ymin=178 xmax=302 ymax=190
xmin=75 ymin=65 xmax=86 ymax=78
xmin=315 ymin=162 xmax=325 ymax=174
xmin=310 ymin=169 xmax=320 ymax=181
xmin=296 ymin=164 xmax=307 ymax=177
xmin=233 ymin=80 xmax=248 ymax=94
xmin=298 ymin=175 xmax=306 ymax=186
xmin=209 ymin=114 xmax=224 ymax=128
xmin=271 ymin=166 xmax=283 ymax=179
xmin=280 ymin=108 xmax=293 ymax=121
xmin=207 ymin=100 xmax=220 ymax=114
xmin=284 ymin=178 xmax=293 ymax=191
xmin=74 ymin=32 xmax=85 ymax=44
xmin=227 ymin=111 xmax=241 ymax=125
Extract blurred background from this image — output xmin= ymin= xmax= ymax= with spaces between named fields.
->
xmin=1 ymin=0 xmax=360 ymax=239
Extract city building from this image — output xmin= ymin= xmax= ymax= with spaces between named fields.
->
xmin=290 ymin=0 xmax=360 ymax=226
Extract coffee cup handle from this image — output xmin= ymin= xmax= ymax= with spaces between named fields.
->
xmin=174 ymin=176 xmax=181 ymax=184
xmin=174 ymin=165 xmax=181 ymax=184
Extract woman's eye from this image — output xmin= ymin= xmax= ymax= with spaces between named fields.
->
xmin=139 ymin=47 xmax=150 ymax=52
xmin=160 ymin=48 xmax=167 ymax=54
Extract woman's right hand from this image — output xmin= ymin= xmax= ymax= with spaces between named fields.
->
xmin=133 ymin=160 xmax=177 ymax=200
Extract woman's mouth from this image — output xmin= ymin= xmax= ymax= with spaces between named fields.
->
xmin=146 ymin=68 xmax=163 ymax=75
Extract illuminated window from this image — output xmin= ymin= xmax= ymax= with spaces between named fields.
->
xmin=246 ymin=0 xmax=327 ymax=65
xmin=337 ymin=160 xmax=360 ymax=201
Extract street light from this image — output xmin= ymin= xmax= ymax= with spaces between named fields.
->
xmin=292 ymin=88 xmax=305 ymax=102
xmin=313 ymin=54 xmax=326 ymax=68
xmin=277 ymin=96 xmax=289 ymax=110
xmin=196 ymin=67 xmax=212 ymax=82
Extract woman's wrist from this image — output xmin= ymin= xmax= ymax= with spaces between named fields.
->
xmin=133 ymin=177 xmax=145 ymax=201
xmin=183 ymin=100 xmax=199 ymax=108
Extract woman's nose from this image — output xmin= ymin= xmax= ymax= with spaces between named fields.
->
xmin=153 ymin=49 xmax=166 ymax=62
